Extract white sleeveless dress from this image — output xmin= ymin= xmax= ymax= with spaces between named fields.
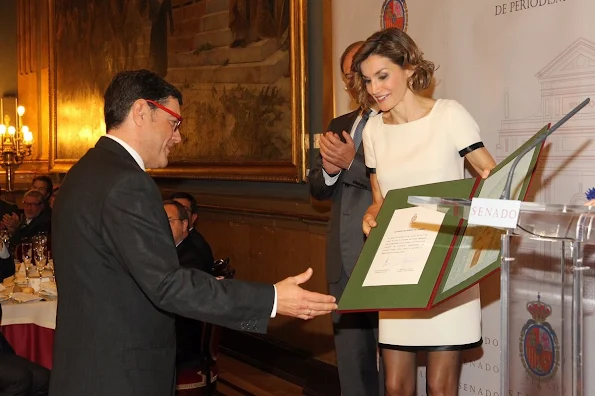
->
xmin=362 ymin=99 xmax=483 ymax=349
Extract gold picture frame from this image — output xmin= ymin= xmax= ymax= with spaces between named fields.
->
xmin=49 ymin=0 xmax=307 ymax=182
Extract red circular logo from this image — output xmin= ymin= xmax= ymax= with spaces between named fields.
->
xmin=380 ymin=0 xmax=408 ymax=32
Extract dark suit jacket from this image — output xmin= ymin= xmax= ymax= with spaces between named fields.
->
xmin=0 ymin=254 xmax=15 ymax=282
xmin=188 ymin=228 xmax=215 ymax=273
xmin=175 ymin=236 xmax=212 ymax=368
xmin=9 ymin=211 xmax=51 ymax=248
xmin=49 ymin=137 xmax=274 ymax=396
xmin=308 ymin=110 xmax=372 ymax=283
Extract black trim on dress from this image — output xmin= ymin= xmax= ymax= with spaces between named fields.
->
xmin=458 ymin=142 xmax=485 ymax=157
xmin=378 ymin=338 xmax=483 ymax=352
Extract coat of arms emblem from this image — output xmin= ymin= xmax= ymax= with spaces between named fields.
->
xmin=519 ymin=294 xmax=560 ymax=380
xmin=380 ymin=0 xmax=408 ymax=32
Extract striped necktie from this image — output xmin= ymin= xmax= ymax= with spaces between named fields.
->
xmin=352 ymin=109 xmax=371 ymax=151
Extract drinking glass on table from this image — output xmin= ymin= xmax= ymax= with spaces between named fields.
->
xmin=35 ymin=250 xmax=47 ymax=279
xmin=47 ymin=258 xmax=55 ymax=282
xmin=22 ymin=242 xmax=33 ymax=283
xmin=0 ymin=229 xmax=9 ymax=246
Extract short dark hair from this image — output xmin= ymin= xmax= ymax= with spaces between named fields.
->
xmin=350 ymin=28 xmax=436 ymax=109
xmin=340 ymin=41 xmax=364 ymax=75
xmin=104 ymin=69 xmax=183 ymax=131
xmin=169 ymin=192 xmax=198 ymax=215
xmin=163 ymin=200 xmax=189 ymax=222
xmin=32 ymin=175 xmax=53 ymax=196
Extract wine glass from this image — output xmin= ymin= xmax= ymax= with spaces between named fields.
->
xmin=47 ymin=259 xmax=55 ymax=282
xmin=21 ymin=242 xmax=33 ymax=283
xmin=0 ymin=229 xmax=9 ymax=246
xmin=34 ymin=250 xmax=47 ymax=279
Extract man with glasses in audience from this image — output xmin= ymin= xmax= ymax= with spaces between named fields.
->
xmin=170 ymin=191 xmax=214 ymax=272
xmin=164 ymin=199 xmax=219 ymax=392
xmin=3 ymin=190 xmax=50 ymax=249
xmin=50 ymin=69 xmax=337 ymax=396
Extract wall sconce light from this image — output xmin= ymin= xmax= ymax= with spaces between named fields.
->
xmin=0 ymin=97 xmax=34 ymax=191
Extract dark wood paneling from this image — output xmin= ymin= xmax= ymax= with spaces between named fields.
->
xmin=194 ymin=203 xmax=336 ymax=365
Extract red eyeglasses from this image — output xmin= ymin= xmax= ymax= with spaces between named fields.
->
xmin=145 ymin=99 xmax=183 ymax=132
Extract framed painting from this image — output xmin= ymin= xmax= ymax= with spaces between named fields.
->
xmin=48 ymin=0 xmax=307 ymax=182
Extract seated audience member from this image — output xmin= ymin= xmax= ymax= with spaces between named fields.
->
xmin=31 ymin=176 xmax=53 ymax=204
xmin=170 ymin=192 xmax=214 ymax=272
xmin=164 ymin=200 xmax=217 ymax=394
xmin=0 ymin=307 xmax=50 ymax=396
xmin=31 ymin=176 xmax=53 ymax=217
xmin=3 ymin=190 xmax=51 ymax=248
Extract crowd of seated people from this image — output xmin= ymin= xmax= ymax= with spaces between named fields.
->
xmin=0 ymin=176 xmax=53 ymax=282
xmin=0 ymin=176 xmax=54 ymax=395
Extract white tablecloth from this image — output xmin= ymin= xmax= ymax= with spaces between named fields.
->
xmin=1 ymin=300 xmax=57 ymax=329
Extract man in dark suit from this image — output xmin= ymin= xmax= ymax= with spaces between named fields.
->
xmin=164 ymin=199 xmax=213 ymax=275
xmin=31 ymin=176 xmax=53 ymax=203
xmin=308 ymin=42 xmax=382 ymax=396
xmin=164 ymin=200 xmax=217 ymax=391
xmin=0 ymin=307 xmax=50 ymax=396
xmin=49 ymin=69 xmax=336 ymax=396
xmin=4 ymin=190 xmax=51 ymax=249
xmin=30 ymin=176 xmax=53 ymax=219
xmin=170 ymin=191 xmax=215 ymax=271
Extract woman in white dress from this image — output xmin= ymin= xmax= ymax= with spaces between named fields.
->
xmin=349 ymin=28 xmax=497 ymax=396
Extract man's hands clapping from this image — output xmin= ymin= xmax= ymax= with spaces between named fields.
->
xmin=2 ymin=213 xmax=19 ymax=234
xmin=319 ymin=131 xmax=356 ymax=175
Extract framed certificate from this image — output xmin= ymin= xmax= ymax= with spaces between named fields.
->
xmin=338 ymin=124 xmax=549 ymax=312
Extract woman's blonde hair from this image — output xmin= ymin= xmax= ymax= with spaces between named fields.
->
xmin=349 ymin=28 xmax=436 ymax=109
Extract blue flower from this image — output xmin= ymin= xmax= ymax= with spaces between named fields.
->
xmin=586 ymin=188 xmax=595 ymax=200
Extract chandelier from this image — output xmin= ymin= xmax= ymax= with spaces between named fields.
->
xmin=0 ymin=97 xmax=34 ymax=191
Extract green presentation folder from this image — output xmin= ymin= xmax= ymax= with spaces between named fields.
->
xmin=338 ymin=124 xmax=549 ymax=313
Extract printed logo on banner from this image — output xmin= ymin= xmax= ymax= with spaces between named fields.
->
xmin=380 ymin=0 xmax=408 ymax=31
xmin=519 ymin=294 xmax=560 ymax=381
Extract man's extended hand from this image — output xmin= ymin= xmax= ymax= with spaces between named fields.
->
xmin=320 ymin=131 xmax=356 ymax=172
xmin=275 ymin=268 xmax=337 ymax=320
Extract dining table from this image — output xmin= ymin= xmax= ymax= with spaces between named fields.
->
xmin=0 ymin=275 xmax=57 ymax=370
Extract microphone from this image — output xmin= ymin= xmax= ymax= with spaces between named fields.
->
xmin=500 ymin=98 xmax=591 ymax=200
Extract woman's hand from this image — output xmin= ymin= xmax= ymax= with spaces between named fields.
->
xmin=465 ymin=147 xmax=496 ymax=180
xmin=364 ymin=175 xmax=383 ymax=237
xmin=362 ymin=204 xmax=381 ymax=236
xmin=363 ymin=213 xmax=377 ymax=236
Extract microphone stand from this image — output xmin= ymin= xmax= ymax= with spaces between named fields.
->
xmin=500 ymin=98 xmax=591 ymax=200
